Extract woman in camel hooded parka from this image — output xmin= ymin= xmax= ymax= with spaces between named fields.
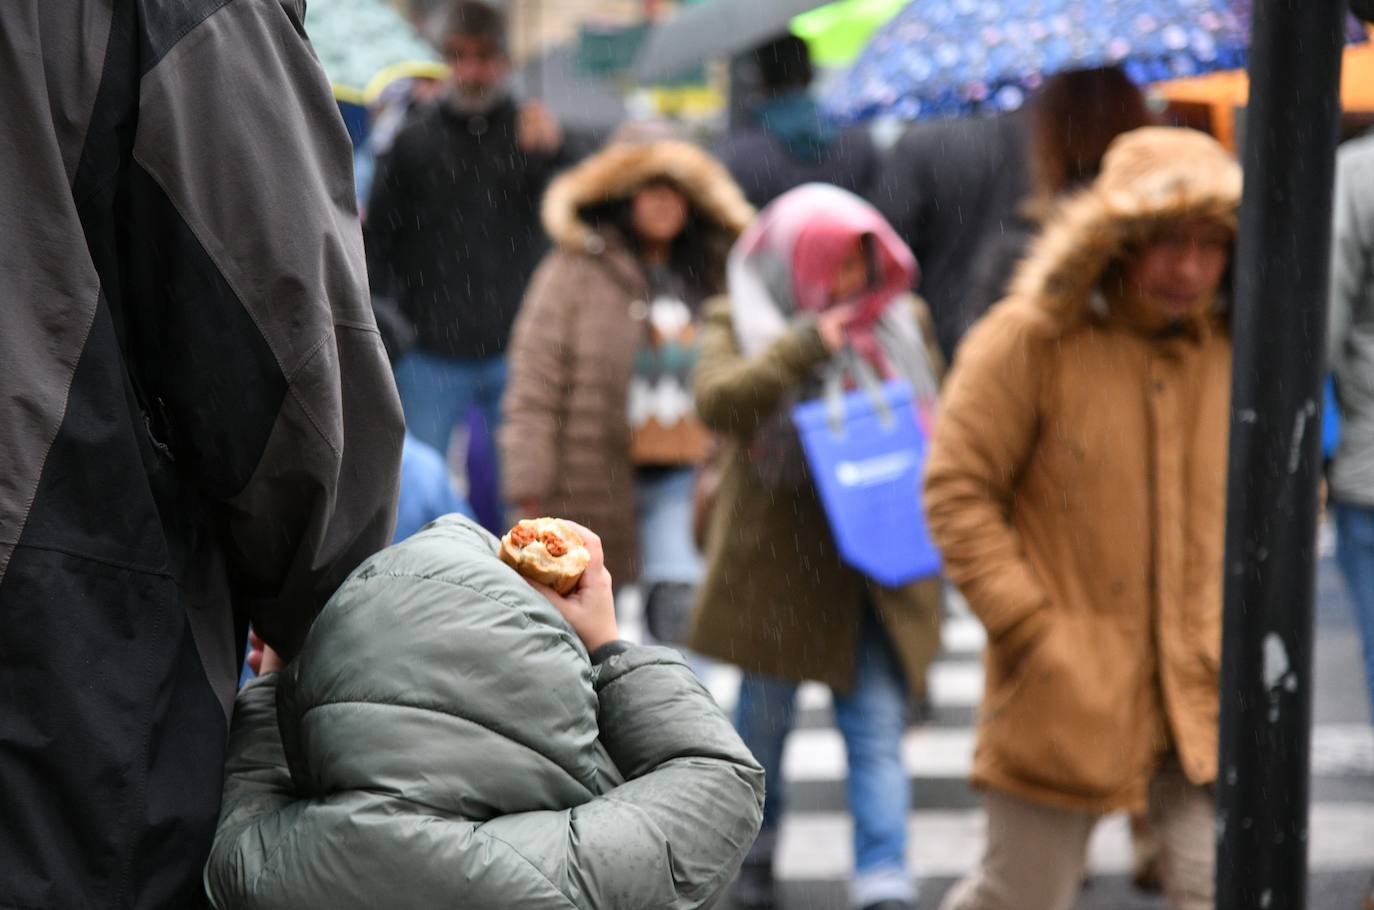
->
xmin=924 ymin=127 xmax=1241 ymax=910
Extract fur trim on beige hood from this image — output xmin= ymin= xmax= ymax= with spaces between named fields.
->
xmin=1007 ymin=126 xmax=1242 ymax=331
xmin=542 ymin=141 xmax=754 ymax=252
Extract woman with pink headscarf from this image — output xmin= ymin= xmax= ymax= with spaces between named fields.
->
xmin=690 ymin=184 xmax=943 ymax=910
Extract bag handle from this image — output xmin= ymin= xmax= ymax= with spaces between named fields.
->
xmin=823 ymin=346 xmax=894 ymax=437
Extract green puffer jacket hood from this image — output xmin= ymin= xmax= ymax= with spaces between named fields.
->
xmin=205 ymin=515 xmax=764 ymax=909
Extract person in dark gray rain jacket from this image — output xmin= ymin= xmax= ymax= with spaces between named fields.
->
xmin=0 ymin=1 xmax=404 ymax=907
xmin=874 ymin=113 xmax=1031 ymax=361
xmin=714 ymin=33 xmax=879 ymax=210
xmin=204 ymin=515 xmax=764 ymax=909
xmin=964 ymin=67 xmax=1154 ymax=330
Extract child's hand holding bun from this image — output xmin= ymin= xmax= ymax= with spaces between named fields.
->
xmin=501 ymin=519 xmax=618 ymax=651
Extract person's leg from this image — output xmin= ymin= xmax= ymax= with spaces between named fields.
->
xmin=458 ymin=357 xmax=504 ymax=531
xmin=636 ymin=467 xmax=706 ymax=587
xmin=1146 ymin=756 xmax=1215 ymax=910
xmin=832 ymin=609 xmax=914 ymax=907
xmin=939 ymin=791 xmax=1095 ymax=910
xmin=392 ymin=352 xmax=474 ymax=459
xmin=637 ymin=468 xmax=708 ymax=662
xmin=732 ymin=672 xmax=800 ymax=908
xmin=1129 ymin=812 xmax=1164 ymax=894
xmin=473 ymin=355 xmax=508 ymax=441
xmin=1335 ymin=502 xmax=1374 ymax=721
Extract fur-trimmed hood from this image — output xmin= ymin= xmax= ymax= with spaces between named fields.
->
xmin=1007 ymin=126 xmax=1242 ymax=332
xmin=542 ymin=141 xmax=754 ymax=253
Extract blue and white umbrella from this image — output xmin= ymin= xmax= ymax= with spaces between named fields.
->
xmin=824 ymin=0 xmax=1251 ymax=122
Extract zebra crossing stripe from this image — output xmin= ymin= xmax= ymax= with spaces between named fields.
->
xmin=761 ymin=723 xmax=1374 ymax=782
xmin=770 ymin=803 xmax=1374 ymax=880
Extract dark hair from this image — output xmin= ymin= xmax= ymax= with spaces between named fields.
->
xmin=442 ymin=0 xmax=506 ymax=52
xmin=1028 ymin=66 xmax=1154 ymax=207
xmin=751 ymin=34 xmax=813 ymax=95
xmin=581 ymin=183 xmax=730 ymax=304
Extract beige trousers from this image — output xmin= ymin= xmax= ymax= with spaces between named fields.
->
xmin=941 ymin=759 xmax=1214 ymax=910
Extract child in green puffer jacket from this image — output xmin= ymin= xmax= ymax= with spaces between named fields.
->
xmin=205 ymin=515 xmax=763 ymax=910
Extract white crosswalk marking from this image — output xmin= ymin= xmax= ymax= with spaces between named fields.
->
xmin=776 ymin=811 xmax=1136 ymax=880
xmin=771 ymin=803 xmax=1374 ymax=880
xmin=780 ymin=726 xmax=972 ymax=780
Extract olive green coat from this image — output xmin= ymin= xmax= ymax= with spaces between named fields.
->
xmin=688 ymin=300 xmax=944 ymax=694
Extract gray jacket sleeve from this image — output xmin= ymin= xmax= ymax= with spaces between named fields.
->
xmin=1329 ymin=142 xmax=1374 ymax=371
xmin=478 ymin=647 xmax=766 ymax=909
xmin=131 ymin=0 xmax=404 ymax=659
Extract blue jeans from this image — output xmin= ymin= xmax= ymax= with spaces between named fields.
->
xmin=636 ymin=467 xmax=704 ymax=587
xmin=393 ymin=352 xmax=507 ymax=459
xmin=735 ymin=606 xmax=913 ymax=906
xmin=1334 ymin=502 xmax=1374 ymax=722
xmin=636 ymin=467 xmax=711 ymax=675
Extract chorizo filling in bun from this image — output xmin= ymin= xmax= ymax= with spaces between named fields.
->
xmin=499 ymin=518 xmax=592 ymax=595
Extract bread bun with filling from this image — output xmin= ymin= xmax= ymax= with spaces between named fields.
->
xmin=499 ymin=518 xmax=591 ymax=595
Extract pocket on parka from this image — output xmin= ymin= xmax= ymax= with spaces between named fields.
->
xmin=978 ymin=610 xmax=1055 ymax=724
xmin=980 ymin=613 xmax=1144 ymax=801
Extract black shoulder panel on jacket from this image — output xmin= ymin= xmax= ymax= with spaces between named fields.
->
xmin=138 ymin=0 xmax=234 ymax=73
xmin=72 ymin=0 xmax=137 ymax=207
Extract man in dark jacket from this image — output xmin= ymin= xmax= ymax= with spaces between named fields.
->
xmin=0 ymin=1 xmax=404 ymax=907
xmin=715 ymin=34 xmax=879 ymax=209
xmin=365 ymin=0 xmax=584 ymax=465
xmin=874 ymin=113 xmax=1031 ymax=360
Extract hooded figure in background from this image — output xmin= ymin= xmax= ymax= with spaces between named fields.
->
xmin=691 ymin=184 xmax=944 ymax=910
xmin=925 ymin=127 xmax=1241 ymax=910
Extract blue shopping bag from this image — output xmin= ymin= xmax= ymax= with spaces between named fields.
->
xmin=1323 ymin=376 xmax=1341 ymax=461
xmin=792 ymin=351 xmax=941 ymax=588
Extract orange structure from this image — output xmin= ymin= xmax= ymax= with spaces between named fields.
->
xmin=1157 ymin=28 xmax=1374 ymax=150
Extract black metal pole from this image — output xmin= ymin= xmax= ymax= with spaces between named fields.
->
xmin=1215 ymin=2 xmax=1346 ymax=908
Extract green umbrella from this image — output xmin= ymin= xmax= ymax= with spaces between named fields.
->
xmin=791 ymin=0 xmax=908 ymax=68
xmin=303 ymin=0 xmax=440 ymax=100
